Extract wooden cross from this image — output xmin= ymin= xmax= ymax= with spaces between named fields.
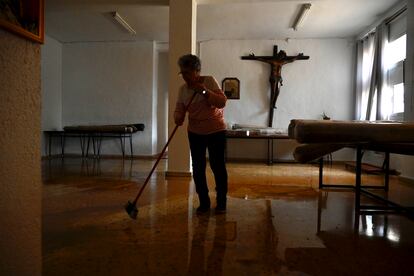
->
xmin=241 ymin=45 xmax=309 ymax=127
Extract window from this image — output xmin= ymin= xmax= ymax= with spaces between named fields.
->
xmin=383 ymin=30 xmax=406 ymax=120
xmin=356 ymin=11 xmax=406 ymax=121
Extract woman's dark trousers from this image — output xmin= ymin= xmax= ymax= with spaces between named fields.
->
xmin=188 ymin=131 xmax=228 ymax=208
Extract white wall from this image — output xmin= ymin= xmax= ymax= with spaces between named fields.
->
xmin=41 ymin=35 xmax=62 ymax=156
xmin=200 ymin=39 xmax=355 ymax=161
xmin=61 ymin=41 xmax=155 ymax=155
xmin=41 ymin=35 xmax=62 ymax=131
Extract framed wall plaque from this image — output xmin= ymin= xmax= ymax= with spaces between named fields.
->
xmin=0 ymin=0 xmax=44 ymax=43
xmin=222 ymin=78 xmax=240 ymax=100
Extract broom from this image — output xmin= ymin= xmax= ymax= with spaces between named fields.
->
xmin=125 ymin=91 xmax=199 ymax=219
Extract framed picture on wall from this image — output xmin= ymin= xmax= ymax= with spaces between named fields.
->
xmin=0 ymin=0 xmax=44 ymax=43
xmin=222 ymin=78 xmax=240 ymax=100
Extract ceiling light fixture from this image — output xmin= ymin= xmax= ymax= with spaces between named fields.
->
xmin=292 ymin=3 xmax=311 ymax=31
xmin=112 ymin=12 xmax=136 ymax=35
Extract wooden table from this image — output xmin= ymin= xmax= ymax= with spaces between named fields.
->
xmin=225 ymin=129 xmax=290 ymax=164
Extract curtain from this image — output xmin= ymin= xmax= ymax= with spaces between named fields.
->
xmin=355 ymin=33 xmax=375 ymax=120
xmin=355 ymin=23 xmax=389 ymax=121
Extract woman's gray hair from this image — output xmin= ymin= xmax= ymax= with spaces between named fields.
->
xmin=178 ymin=54 xmax=201 ymax=71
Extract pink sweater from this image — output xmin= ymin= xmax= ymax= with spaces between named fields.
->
xmin=174 ymin=76 xmax=227 ymax=135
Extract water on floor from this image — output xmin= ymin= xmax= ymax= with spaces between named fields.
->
xmin=42 ymin=158 xmax=414 ymax=275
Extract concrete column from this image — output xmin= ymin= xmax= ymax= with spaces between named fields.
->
xmin=167 ymin=0 xmax=197 ymax=176
xmin=0 ymin=29 xmax=42 ymax=275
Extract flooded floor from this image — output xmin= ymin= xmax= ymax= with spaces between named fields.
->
xmin=42 ymin=158 xmax=414 ymax=275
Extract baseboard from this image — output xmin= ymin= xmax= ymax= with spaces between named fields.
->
xmin=41 ymin=154 xmax=162 ymax=160
xmin=97 ymin=154 xmax=162 ymax=160
xmin=309 ymin=160 xmax=353 ymax=165
xmin=41 ymin=154 xmax=62 ymax=160
xmin=165 ymin=171 xmax=192 ymax=178
xmin=399 ymin=176 xmax=414 ymax=185
xmin=225 ymin=157 xmax=296 ymax=163
xmin=225 ymin=158 xmax=350 ymax=164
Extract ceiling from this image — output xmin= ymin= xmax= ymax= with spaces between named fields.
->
xmin=45 ymin=0 xmax=405 ymax=43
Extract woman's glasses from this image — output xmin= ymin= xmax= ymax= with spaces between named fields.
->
xmin=178 ymin=70 xmax=194 ymax=76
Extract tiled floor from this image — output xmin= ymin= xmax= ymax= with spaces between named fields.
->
xmin=42 ymin=158 xmax=414 ymax=275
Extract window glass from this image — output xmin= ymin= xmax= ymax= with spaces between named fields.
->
xmin=383 ymin=34 xmax=406 ymax=119
xmin=385 ymin=34 xmax=406 ymax=70
xmin=393 ymin=83 xmax=404 ymax=113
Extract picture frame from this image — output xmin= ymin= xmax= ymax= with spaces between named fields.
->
xmin=222 ymin=78 xmax=240 ymax=100
xmin=0 ymin=0 xmax=44 ymax=43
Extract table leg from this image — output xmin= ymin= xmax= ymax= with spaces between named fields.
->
xmin=97 ymin=134 xmax=102 ymax=159
xmin=319 ymin=158 xmax=323 ymax=189
xmin=129 ymin=134 xmax=133 ymax=159
xmin=119 ymin=134 xmax=125 ymax=158
xmin=267 ymin=139 xmax=271 ymax=165
xmin=86 ymin=136 xmax=91 ymax=157
xmin=354 ymin=145 xmax=362 ymax=232
xmin=384 ymin=152 xmax=390 ymax=192
xmin=271 ymin=139 xmax=274 ymax=164
xmin=48 ymin=134 xmax=52 ymax=157
xmin=62 ymin=133 xmax=66 ymax=157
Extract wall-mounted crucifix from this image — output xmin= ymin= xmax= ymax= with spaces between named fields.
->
xmin=241 ymin=45 xmax=309 ymax=127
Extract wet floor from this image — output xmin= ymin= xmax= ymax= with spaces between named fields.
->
xmin=42 ymin=158 xmax=414 ymax=275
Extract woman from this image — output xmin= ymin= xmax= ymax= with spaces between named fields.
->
xmin=174 ymin=54 xmax=228 ymax=214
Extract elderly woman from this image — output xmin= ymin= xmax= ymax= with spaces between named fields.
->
xmin=174 ymin=54 xmax=228 ymax=214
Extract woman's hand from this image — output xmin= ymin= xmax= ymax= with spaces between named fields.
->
xmin=189 ymin=81 xmax=207 ymax=94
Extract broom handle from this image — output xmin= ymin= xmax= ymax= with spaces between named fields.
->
xmin=132 ymin=91 xmax=198 ymax=204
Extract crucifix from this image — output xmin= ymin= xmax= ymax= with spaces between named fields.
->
xmin=241 ymin=45 xmax=309 ymax=127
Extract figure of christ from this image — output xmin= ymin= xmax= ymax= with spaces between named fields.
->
xmin=254 ymin=51 xmax=304 ymax=109
xmin=241 ymin=46 xmax=309 ymax=127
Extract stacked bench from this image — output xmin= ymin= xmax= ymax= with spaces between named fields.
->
xmin=45 ymin=123 xmax=145 ymax=159
xmin=288 ymin=119 xmax=414 ymax=219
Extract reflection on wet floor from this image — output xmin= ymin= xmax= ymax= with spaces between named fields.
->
xmin=42 ymin=158 xmax=414 ymax=275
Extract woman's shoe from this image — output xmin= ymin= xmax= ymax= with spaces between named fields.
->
xmin=196 ymin=205 xmax=210 ymax=213
xmin=215 ymin=204 xmax=226 ymax=214
xmin=197 ymin=195 xmax=211 ymax=213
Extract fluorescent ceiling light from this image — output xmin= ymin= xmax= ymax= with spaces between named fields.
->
xmin=112 ymin=12 xmax=136 ymax=35
xmin=292 ymin=3 xmax=311 ymax=31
